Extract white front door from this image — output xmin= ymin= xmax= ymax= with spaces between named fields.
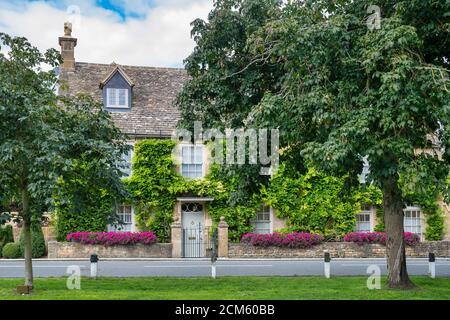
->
xmin=182 ymin=203 xmax=204 ymax=257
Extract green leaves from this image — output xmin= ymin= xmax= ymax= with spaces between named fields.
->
xmin=262 ymin=164 xmax=381 ymax=239
xmin=0 ymin=34 xmax=129 ymax=236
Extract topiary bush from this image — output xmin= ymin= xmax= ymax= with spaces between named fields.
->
xmin=0 ymin=225 xmax=14 ymax=257
xmin=2 ymin=242 xmax=21 ymax=259
xmin=19 ymin=221 xmax=46 ymax=258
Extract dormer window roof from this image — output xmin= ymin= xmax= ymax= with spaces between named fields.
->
xmin=100 ymin=63 xmax=135 ymax=89
xmin=101 ymin=63 xmax=134 ymax=111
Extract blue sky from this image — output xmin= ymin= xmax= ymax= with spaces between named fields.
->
xmin=0 ymin=0 xmax=212 ymax=67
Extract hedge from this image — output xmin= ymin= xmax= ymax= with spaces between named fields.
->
xmin=0 ymin=225 xmax=14 ymax=257
xmin=2 ymin=243 xmax=21 ymax=259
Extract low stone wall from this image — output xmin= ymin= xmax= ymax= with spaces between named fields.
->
xmin=229 ymin=241 xmax=450 ymax=258
xmin=13 ymin=226 xmax=56 ymax=245
xmin=48 ymin=241 xmax=172 ymax=259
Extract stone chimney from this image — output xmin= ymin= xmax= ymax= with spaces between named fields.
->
xmin=58 ymin=22 xmax=77 ymax=71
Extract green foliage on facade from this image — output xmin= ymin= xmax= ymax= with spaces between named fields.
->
xmin=126 ymin=139 xmax=179 ymax=242
xmin=401 ymin=173 xmax=447 ymax=241
xmin=127 ymin=140 xmax=262 ymax=242
xmin=262 ymin=164 xmax=382 ymax=239
xmin=54 ymin=190 xmax=114 ymax=242
xmin=19 ymin=220 xmax=46 ymax=258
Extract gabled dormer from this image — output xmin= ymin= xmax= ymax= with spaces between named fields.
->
xmin=100 ymin=63 xmax=134 ymax=111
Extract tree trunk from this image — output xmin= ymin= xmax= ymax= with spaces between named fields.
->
xmin=382 ymin=176 xmax=414 ymax=288
xmin=21 ymin=189 xmax=33 ymax=289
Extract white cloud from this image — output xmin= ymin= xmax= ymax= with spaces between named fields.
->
xmin=0 ymin=0 xmax=212 ymax=68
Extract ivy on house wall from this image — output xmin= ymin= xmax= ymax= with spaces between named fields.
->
xmin=261 ymin=164 xmax=382 ymax=240
xmin=54 ymin=182 xmax=116 ymax=242
xmin=54 ymin=137 xmax=447 ymax=243
xmin=125 ymin=139 xmax=179 ymax=243
xmin=126 ymin=138 xmax=262 ymax=242
xmin=400 ymin=172 xmax=446 ymax=241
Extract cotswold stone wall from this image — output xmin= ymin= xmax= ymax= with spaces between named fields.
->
xmin=229 ymin=241 xmax=450 ymax=258
xmin=48 ymin=242 xmax=172 ymax=259
xmin=13 ymin=226 xmax=56 ymax=245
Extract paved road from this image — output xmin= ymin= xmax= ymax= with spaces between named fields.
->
xmin=1 ymin=258 xmax=449 ymax=278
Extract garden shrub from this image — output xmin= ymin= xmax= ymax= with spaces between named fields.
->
xmin=67 ymin=231 xmax=157 ymax=246
xmin=343 ymin=232 xmax=420 ymax=246
xmin=0 ymin=225 xmax=14 ymax=257
xmin=19 ymin=221 xmax=46 ymax=258
xmin=2 ymin=242 xmax=21 ymax=259
xmin=241 ymin=232 xmax=323 ymax=248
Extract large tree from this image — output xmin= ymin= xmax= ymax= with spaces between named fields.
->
xmin=177 ymin=0 xmax=449 ymax=288
xmin=0 ymin=33 xmax=129 ymax=288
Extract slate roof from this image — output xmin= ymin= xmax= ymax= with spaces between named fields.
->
xmin=61 ymin=62 xmax=189 ymax=138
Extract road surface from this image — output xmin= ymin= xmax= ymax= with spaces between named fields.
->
xmin=0 ymin=258 xmax=449 ymax=278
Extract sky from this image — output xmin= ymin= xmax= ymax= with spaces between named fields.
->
xmin=0 ymin=0 xmax=213 ymax=68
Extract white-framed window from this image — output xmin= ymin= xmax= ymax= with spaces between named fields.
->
xmin=109 ymin=204 xmax=135 ymax=232
xmin=106 ymin=88 xmax=129 ymax=108
xmin=356 ymin=204 xmax=372 ymax=232
xmin=404 ymin=206 xmax=422 ymax=235
xmin=181 ymin=144 xmax=204 ymax=179
xmin=251 ymin=205 xmax=272 ymax=234
xmin=121 ymin=144 xmax=134 ymax=178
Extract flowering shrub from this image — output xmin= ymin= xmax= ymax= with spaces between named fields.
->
xmin=66 ymin=232 xmax=157 ymax=246
xmin=241 ymin=232 xmax=324 ymax=248
xmin=344 ymin=232 xmax=420 ymax=246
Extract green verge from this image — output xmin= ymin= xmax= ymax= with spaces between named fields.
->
xmin=1 ymin=276 xmax=450 ymax=300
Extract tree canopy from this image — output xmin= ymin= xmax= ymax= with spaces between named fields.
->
xmin=0 ymin=33 xmax=130 ymax=287
xmin=176 ymin=0 xmax=449 ymax=288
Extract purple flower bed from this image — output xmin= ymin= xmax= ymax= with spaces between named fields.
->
xmin=241 ymin=232 xmax=324 ymax=248
xmin=66 ymin=232 xmax=157 ymax=246
xmin=343 ymin=232 xmax=420 ymax=246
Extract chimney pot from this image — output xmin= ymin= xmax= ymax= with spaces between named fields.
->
xmin=59 ymin=22 xmax=77 ymax=72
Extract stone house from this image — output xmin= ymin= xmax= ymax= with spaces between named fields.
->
xmin=57 ymin=23 xmax=450 ymax=257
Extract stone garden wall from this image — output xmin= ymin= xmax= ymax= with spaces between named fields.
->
xmin=47 ymin=241 xmax=172 ymax=259
xmin=229 ymin=241 xmax=450 ymax=259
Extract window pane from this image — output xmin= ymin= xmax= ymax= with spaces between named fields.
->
xmin=108 ymin=89 xmax=116 ymax=106
xmin=182 ymin=146 xmax=191 ymax=163
xmin=181 ymin=146 xmax=203 ymax=178
xmin=194 ymin=146 xmax=203 ymax=164
xmin=404 ymin=208 xmax=421 ymax=235
xmin=118 ymin=89 xmax=127 ymax=106
xmin=356 ymin=213 xmax=371 ymax=232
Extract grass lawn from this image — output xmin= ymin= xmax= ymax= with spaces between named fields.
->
xmin=1 ymin=276 xmax=449 ymax=300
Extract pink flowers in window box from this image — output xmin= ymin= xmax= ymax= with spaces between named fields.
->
xmin=343 ymin=232 xmax=420 ymax=246
xmin=241 ymin=232 xmax=324 ymax=248
xmin=66 ymin=231 xmax=157 ymax=246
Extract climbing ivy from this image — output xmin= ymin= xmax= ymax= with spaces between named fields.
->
xmin=126 ymin=139 xmax=446 ymax=243
xmin=126 ymin=139 xmax=262 ymax=242
xmin=400 ymin=172 xmax=447 ymax=241
xmin=261 ymin=164 xmax=382 ymax=240
xmin=125 ymin=139 xmax=179 ymax=242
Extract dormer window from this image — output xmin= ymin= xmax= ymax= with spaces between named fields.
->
xmin=100 ymin=63 xmax=134 ymax=112
xmin=107 ymin=88 xmax=129 ymax=108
